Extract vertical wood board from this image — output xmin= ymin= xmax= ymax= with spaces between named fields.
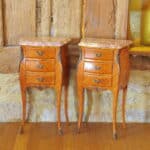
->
xmin=84 ymin=0 xmax=115 ymax=38
xmin=0 ymin=0 xmax=3 ymax=46
xmin=115 ymin=0 xmax=129 ymax=39
xmin=52 ymin=0 xmax=82 ymax=38
xmin=41 ymin=0 xmax=51 ymax=36
xmin=3 ymin=0 xmax=36 ymax=45
xmin=37 ymin=0 xmax=51 ymax=37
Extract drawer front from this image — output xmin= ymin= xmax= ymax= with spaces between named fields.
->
xmin=23 ymin=46 xmax=56 ymax=59
xmin=26 ymin=72 xmax=55 ymax=85
xmin=83 ymin=74 xmax=112 ymax=87
xmin=25 ymin=59 xmax=55 ymax=72
xmin=84 ymin=62 xmax=112 ymax=74
xmin=84 ymin=48 xmax=114 ymax=61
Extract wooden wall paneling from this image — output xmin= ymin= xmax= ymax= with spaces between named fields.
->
xmin=3 ymin=0 xmax=36 ymax=45
xmin=84 ymin=0 xmax=115 ymax=38
xmin=37 ymin=0 xmax=42 ymax=36
xmin=52 ymin=0 xmax=82 ymax=38
xmin=115 ymin=0 xmax=129 ymax=39
xmin=37 ymin=0 xmax=51 ymax=37
xmin=0 ymin=0 xmax=3 ymax=46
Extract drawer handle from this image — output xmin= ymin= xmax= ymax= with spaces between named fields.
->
xmin=94 ymin=79 xmax=101 ymax=84
xmin=37 ymin=77 xmax=44 ymax=82
xmin=95 ymin=66 xmax=101 ymax=70
xmin=96 ymin=53 xmax=102 ymax=57
xmin=36 ymin=50 xmax=44 ymax=56
xmin=36 ymin=63 xmax=44 ymax=69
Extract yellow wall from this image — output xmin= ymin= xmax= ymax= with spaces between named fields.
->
xmin=130 ymin=0 xmax=142 ymax=10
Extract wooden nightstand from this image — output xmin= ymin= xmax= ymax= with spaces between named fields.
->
xmin=19 ymin=37 xmax=71 ymax=134
xmin=77 ymin=38 xmax=132 ymax=139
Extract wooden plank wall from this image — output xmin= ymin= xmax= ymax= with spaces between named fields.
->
xmin=0 ymin=0 xmax=3 ymax=46
xmin=52 ymin=0 xmax=82 ymax=38
xmin=115 ymin=0 xmax=129 ymax=39
xmin=84 ymin=0 xmax=115 ymax=38
xmin=37 ymin=0 xmax=51 ymax=37
xmin=0 ymin=0 xmax=131 ymax=73
xmin=0 ymin=0 xmax=130 ymax=45
xmin=3 ymin=0 xmax=36 ymax=45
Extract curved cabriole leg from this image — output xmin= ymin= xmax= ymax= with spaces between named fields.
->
xmin=122 ymin=87 xmax=127 ymax=129
xmin=56 ymin=86 xmax=63 ymax=135
xmin=19 ymin=87 xmax=26 ymax=134
xmin=112 ymin=88 xmax=119 ymax=140
xmin=77 ymin=86 xmax=84 ymax=134
xmin=62 ymin=45 xmax=70 ymax=125
xmin=64 ymin=85 xmax=69 ymax=125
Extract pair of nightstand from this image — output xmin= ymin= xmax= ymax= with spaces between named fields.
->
xmin=19 ymin=37 xmax=71 ymax=135
xmin=19 ymin=37 xmax=132 ymax=139
xmin=77 ymin=38 xmax=132 ymax=139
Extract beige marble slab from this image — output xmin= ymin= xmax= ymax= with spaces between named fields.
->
xmin=19 ymin=37 xmax=71 ymax=47
xmin=79 ymin=38 xmax=133 ymax=49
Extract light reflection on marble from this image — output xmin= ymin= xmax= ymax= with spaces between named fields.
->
xmin=79 ymin=38 xmax=133 ymax=49
xmin=19 ymin=37 xmax=71 ymax=46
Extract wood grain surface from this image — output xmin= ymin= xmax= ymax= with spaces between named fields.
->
xmin=116 ymin=0 xmax=129 ymax=39
xmin=37 ymin=0 xmax=51 ymax=37
xmin=84 ymin=0 xmax=115 ymax=38
xmin=3 ymin=0 xmax=36 ymax=45
xmin=0 ymin=0 xmax=3 ymax=46
xmin=0 ymin=123 xmax=149 ymax=150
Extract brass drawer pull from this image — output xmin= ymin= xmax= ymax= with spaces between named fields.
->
xmin=37 ymin=77 xmax=44 ymax=82
xmin=36 ymin=63 xmax=44 ymax=69
xmin=36 ymin=50 xmax=44 ymax=56
xmin=94 ymin=79 xmax=101 ymax=84
xmin=96 ymin=53 xmax=102 ymax=57
xmin=95 ymin=66 xmax=101 ymax=70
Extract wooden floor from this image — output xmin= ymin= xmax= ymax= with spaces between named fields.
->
xmin=0 ymin=123 xmax=150 ymax=150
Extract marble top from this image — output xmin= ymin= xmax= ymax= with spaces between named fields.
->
xmin=19 ymin=37 xmax=71 ymax=47
xmin=79 ymin=38 xmax=133 ymax=49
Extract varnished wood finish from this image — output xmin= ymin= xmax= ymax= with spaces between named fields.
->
xmin=25 ymin=59 xmax=55 ymax=72
xmin=26 ymin=72 xmax=55 ymax=85
xmin=0 ymin=123 xmax=150 ymax=150
xmin=77 ymin=46 xmax=130 ymax=139
xmin=84 ymin=62 xmax=113 ymax=74
xmin=83 ymin=74 xmax=112 ymax=87
xmin=84 ymin=48 xmax=114 ymax=61
xmin=23 ymin=46 xmax=56 ymax=59
xmin=122 ymin=87 xmax=127 ymax=128
xmin=19 ymin=43 xmax=70 ymax=134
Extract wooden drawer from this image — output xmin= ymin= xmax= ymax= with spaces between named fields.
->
xmin=23 ymin=46 xmax=56 ymax=59
xmin=84 ymin=48 xmax=114 ymax=61
xmin=83 ymin=74 xmax=112 ymax=87
xmin=84 ymin=62 xmax=112 ymax=74
xmin=25 ymin=59 xmax=55 ymax=72
xmin=26 ymin=72 xmax=55 ymax=85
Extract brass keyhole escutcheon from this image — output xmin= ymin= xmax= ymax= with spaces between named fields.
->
xmin=37 ymin=77 xmax=44 ymax=82
xmin=95 ymin=66 xmax=101 ymax=70
xmin=94 ymin=79 xmax=101 ymax=84
xmin=37 ymin=63 xmax=44 ymax=69
xmin=36 ymin=50 xmax=44 ymax=56
xmin=96 ymin=53 xmax=102 ymax=57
